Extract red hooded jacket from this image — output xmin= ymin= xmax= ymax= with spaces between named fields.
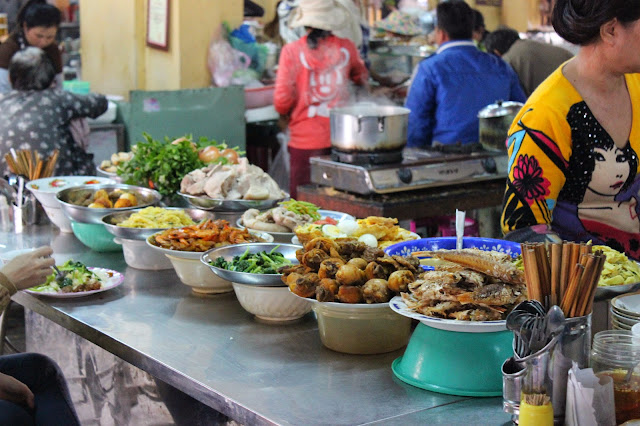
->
xmin=274 ymin=34 xmax=368 ymax=150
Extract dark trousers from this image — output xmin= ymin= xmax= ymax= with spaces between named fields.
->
xmin=288 ymin=146 xmax=331 ymax=199
xmin=0 ymin=353 xmax=80 ymax=426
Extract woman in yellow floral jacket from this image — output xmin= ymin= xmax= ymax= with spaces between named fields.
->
xmin=501 ymin=0 xmax=640 ymax=259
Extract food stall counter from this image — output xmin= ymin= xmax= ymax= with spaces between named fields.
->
xmin=2 ymin=225 xmax=512 ymax=425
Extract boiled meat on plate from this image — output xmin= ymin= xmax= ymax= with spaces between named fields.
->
xmin=180 ymin=158 xmax=286 ymax=200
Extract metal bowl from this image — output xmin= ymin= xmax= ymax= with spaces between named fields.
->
xmin=236 ymin=209 xmax=356 ymax=243
xmin=201 ymin=243 xmax=301 ymax=287
xmin=178 ymin=191 xmax=289 ymax=212
xmin=146 ymin=230 xmax=274 ymax=260
xmin=57 ymin=184 xmax=162 ymax=224
xmin=101 ymin=208 xmax=213 ymax=240
xmin=595 ymin=282 xmax=640 ymax=302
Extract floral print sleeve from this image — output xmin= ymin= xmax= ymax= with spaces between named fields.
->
xmin=501 ymin=104 xmax=571 ymax=242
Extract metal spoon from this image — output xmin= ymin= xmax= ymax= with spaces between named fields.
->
xmin=52 ymin=265 xmax=66 ymax=284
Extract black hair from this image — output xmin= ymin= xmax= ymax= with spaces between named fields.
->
xmin=472 ymin=9 xmax=485 ymax=31
xmin=559 ymin=101 xmax=638 ymax=204
xmin=484 ymin=28 xmax=521 ymax=55
xmin=436 ymin=1 xmax=473 ymax=41
xmin=552 ymin=0 xmax=640 ymax=45
xmin=306 ymin=28 xmax=331 ymax=49
xmin=16 ymin=0 xmax=61 ymax=30
xmin=9 ymin=47 xmax=56 ymax=90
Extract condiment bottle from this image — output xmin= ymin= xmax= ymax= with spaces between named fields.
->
xmin=518 ymin=397 xmax=553 ymax=426
xmin=591 ymin=330 xmax=640 ymax=424
xmin=0 ymin=195 xmax=11 ymax=232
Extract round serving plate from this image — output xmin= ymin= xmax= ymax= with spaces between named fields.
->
xmin=24 ymin=267 xmax=124 ymax=298
xmin=102 ymin=208 xmax=212 ymax=240
xmin=177 ymin=191 xmax=289 ymax=212
xmin=201 ymin=243 xmax=300 ymax=287
xmin=57 ymin=183 xmax=161 ymax=224
xmin=28 ymin=176 xmax=115 ymax=208
xmin=384 ymin=236 xmax=521 ymax=258
xmin=96 ymin=167 xmax=124 ymax=183
xmin=389 ymin=296 xmax=506 ymax=333
xmin=611 ymin=291 xmax=640 ymax=319
xmin=236 ymin=209 xmax=356 ymax=244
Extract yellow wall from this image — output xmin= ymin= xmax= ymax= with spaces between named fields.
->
xmin=502 ymin=0 xmax=541 ymax=32
xmin=79 ymin=0 xmax=242 ymax=97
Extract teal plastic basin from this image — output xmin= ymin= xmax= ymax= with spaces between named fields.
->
xmin=392 ymin=323 xmax=512 ymax=396
xmin=70 ymin=221 xmax=122 ymax=252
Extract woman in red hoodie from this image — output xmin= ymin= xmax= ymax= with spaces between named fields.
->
xmin=274 ymin=0 xmax=368 ymax=198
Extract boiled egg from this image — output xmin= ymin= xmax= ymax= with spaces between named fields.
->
xmin=322 ymin=224 xmax=347 ymax=239
xmin=358 ymin=234 xmax=378 ymax=247
xmin=337 ymin=219 xmax=359 ymax=236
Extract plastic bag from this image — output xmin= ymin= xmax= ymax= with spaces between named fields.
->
xmin=269 ymin=131 xmax=290 ymax=191
xmin=229 ymin=24 xmax=268 ymax=76
xmin=207 ymin=24 xmax=252 ymax=87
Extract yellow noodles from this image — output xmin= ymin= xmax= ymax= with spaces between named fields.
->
xmin=593 ymin=245 xmax=640 ymax=287
xmin=117 ymin=207 xmax=195 ymax=229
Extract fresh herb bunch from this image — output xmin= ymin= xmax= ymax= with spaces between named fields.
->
xmin=211 ymin=246 xmax=291 ymax=274
xmin=117 ymin=133 xmax=244 ymax=198
xmin=279 ymin=199 xmax=321 ymax=221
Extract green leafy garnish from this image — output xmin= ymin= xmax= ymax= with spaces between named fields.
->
xmin=278 ymin=199 xmax=321 ymax=221
xmin=211 ymin=246 xmax=291 ymax=274
xmin=116 ymin=133 xmax=244 ymax=199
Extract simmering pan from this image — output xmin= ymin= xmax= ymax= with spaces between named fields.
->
xmin=330 ymin=103 xmax=410 ymax=152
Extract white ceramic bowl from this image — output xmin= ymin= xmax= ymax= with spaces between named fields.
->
xmin=232 ymin=282 xmax=312 ymax=322
xmin=41 ymin=205 xmax=73 ymax=233
xmin=114 ymin=238 xmax=172 ymax=270
xmin=146 ymin=230 xmax=273 ymax=294
xmin=166 ymin=254 xmax=233 ymax=295
xmin=28 ymin=176 xmax=115 ymax=208
xmin=28 ymin=176 xmax=115 ymax=232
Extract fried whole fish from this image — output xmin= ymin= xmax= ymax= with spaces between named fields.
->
xmin=413 ymin=249 xmax=525 ymax=286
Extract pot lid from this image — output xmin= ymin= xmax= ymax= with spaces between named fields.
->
xmin=477 ymin=100 xmax=524 ymax=119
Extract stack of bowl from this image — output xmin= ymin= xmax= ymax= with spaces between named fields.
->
xmin=57 ymin=184 xmax=161 ymax=252
xmin=28 ymin=176 xmax=115 ymax=232
xmin=611 ymin=292 xmax=640 ymax=330
xmin=202 ymin=243 xmax=311 ymax=321
xmin=102 ymin=208 xmax=212 ymax=270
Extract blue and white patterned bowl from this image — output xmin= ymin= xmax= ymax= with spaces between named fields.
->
xmin=384 ymin=236 xmax=521 ymax=258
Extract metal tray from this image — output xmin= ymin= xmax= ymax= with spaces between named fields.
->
xmin=178 ymin=192 xmax=289 ymax=211
xmin=102 ymin=208 xmax=212 ymax=240
xmin=57 ymin=184 xmax=162 ymax=224
xmin=201 ymin=243 xmax=301 ymax=287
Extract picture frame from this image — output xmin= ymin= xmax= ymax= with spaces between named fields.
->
xmin=146 ymin=0 xmax=170 ymax=51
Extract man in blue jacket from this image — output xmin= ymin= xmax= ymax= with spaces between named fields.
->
xmin=405 ymin=1 xmax=526 ymax=149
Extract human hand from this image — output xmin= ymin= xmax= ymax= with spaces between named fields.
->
xmin=0 ymin=372 xmax=34 ymax=409
xmin=1 ymin=246 xmax=54 ymax=291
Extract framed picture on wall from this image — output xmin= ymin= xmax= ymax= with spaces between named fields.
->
xmin=147 ymin=0 xmax=170 ymax=51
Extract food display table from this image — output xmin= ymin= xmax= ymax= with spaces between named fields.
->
xmin=297 ymin=181 xmax=506 ymax=222
xmin=1 ymin=226 xmax=512 ymax=425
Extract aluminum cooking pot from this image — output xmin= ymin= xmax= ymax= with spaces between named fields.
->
xmin=330 ymin=103 xmax=410 ymax=152
xmin=477 ymin=101 xmax=524 ymax=152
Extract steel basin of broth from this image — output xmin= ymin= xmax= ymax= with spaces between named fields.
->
xmin=596 ymin=369 xmax=640 ymax=424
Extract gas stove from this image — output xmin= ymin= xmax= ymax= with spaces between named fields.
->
xmin=310 ymin=147 xmax=509 ymax=195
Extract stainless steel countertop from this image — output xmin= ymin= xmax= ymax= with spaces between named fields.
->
xmin=2 ymin=226 xmax=511 ymax=425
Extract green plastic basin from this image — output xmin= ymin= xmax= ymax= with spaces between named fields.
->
xmin=392 ymin=322 xmax=512 ymax=396
xmin=70 ymin=221 xmax=122 ymax=252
